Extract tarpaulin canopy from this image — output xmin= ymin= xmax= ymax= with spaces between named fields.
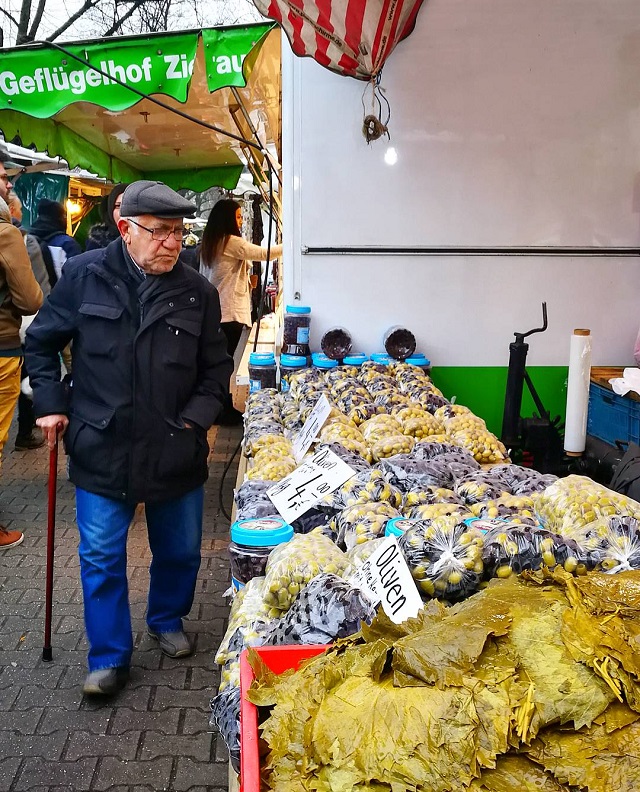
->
xmin=252 ymin=0 xmax=424 ymax=80
xmin=0 ymin=22 xmax=280 ymax=191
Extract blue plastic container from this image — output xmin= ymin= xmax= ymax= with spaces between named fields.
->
xmin=587 ymin=382 xmax=640 ymax=446
xmin=370 ymin=352 xmax=393 ymax=365
xmin=312 ymin=353 xmax=339 ymax=370
xmin=229 ymin=517 xmax=294 ymax=590
xmin=405 ymin=354 xmax=432 ymax=374
xmin=248 ymin=352 xmax=277 ymax=393
xmin=283 ymin=305 xmax=311 ymax=357
xmin=343 ymin=353 xmax=368 ymax=366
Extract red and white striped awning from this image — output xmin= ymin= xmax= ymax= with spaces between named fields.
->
xmin=252 ymin=0 xmax=425 ymax=80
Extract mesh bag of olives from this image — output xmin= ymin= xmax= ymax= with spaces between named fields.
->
xmin=320 ymin=435 xmax=373 ymax=463
xmin=334 ymin=468 xmax=403 ymax=509
xmin=346 ymin=403 xmax=382 ymax=425
xmin=443 ymin=412 xmax=487 ymax=436
xmin=402 ymin=485 xmax=463 ymax=510
xmin=566 ymin=514 xmax=640 ymax=573
xmin=209 ymin=685 xmax=242 ymax=773
xmin=488 ymin=464 xmax=558 ymax=496
xmin=470 ymin=493 xmax=538 ymax=526
xmin=247 ymin=456 xmax=297 ymax=482
xmin=415 ymin=391 xmax=450 ymax=414
xmin=315 ymin=442 xmax=371 ymax=473
xmin=335 ymin=501 xmax=401 ymax=550
xmin=454 ymin=473 xmax=509 ymax=505
xmin=402 ymin=413 xmax=445 ymax=440
xmin=246 ymin=388 xmax=280 ymax=413
xmin=412 ymin=440 xmax=478 ymax=464
xmin=373 ymin=391 xmax=411 ymax=412
xmin=322 ymin=406 xmax=358 ymax=429
xmin=403 ymin=501 xmax=471 ymax=521
xmin=263 ymin=533 xmax=354 ymax=613
xmin=245 ymin=422 xmax=285 ymax=457
xmin=534 ymin=474 xmax=640 ymax=535
xmin=398 ymin=516 xmax=484 ymax=601
xmin=365 ymin=376 xmax=397 ymax=394
xmin=260 ymin=573 xmax=376 ymax=646
xmin=511 ymin=472 xmax=559 ymax=496
xmin=290 ymin=505 xmax=339 ymax=536
xmin=393 ymin=404 xmax=431 ymax=422
xmin=433 ymin=403 xmax=473 ymax=422
xmin=346 ymin=537 xmax=385 ymax=565
xmin=320 ymin=422 xmax=366 ymax=445
xmin=234 ymin=480 xmax=280 ymax=520
xmin=378 ymin=455 xmax=454 ymax=492
xmin=253 ymin=439 xmax=295 ymax=466
xmin=371 ymin=434 xmax=416 ymax=461
xmin=325 ymin=366 xmax=361 ymax=385
xmin=360 ymin=414 xmax=404 ymax=442
xmin=215 ymin=577 xmax=277 ymax=667
xmin=450 ymin=428 xmax=509 ymax=464
xmin=480 ymin=524 xmax=581 ymax=579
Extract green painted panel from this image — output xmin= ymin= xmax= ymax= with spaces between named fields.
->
xmin=430 ymin=366 xmax=568 ymax=436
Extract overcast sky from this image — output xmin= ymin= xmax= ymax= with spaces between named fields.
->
xmin=3 ymin=0 xmax=264 ymax=46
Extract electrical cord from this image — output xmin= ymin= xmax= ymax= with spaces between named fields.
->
xmin=218 ymin=436 xmax=243 ymax=523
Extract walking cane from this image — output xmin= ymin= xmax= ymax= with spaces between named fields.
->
xmin=42 ymin=423 xmax=62 ymax=663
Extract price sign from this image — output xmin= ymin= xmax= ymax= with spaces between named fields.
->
xmin=351 ymin=536 xmax=423 ymax=624
xmin=267 ymin=446 xmax=355 ymax=524
xmin=292 ymin=394 xmax=332 ymax=462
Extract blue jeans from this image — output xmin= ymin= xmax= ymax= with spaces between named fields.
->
xmin=76 ymin=486 xmax=204 ymax=671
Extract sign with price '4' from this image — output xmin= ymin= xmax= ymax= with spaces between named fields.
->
xmin=267 ymin=447 xmax=355 ymax=524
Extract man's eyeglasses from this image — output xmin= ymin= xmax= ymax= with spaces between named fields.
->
xmin=128 ymin=218 xmax=187 ymax=241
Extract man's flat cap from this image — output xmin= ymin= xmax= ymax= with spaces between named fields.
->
xmin=120 ymin=180 xmax=197 ymax=219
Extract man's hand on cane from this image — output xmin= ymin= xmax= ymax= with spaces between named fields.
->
xmin=36 ymin=415 xmax=68 ymax=449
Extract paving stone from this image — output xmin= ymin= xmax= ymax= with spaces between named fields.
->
xmin=181 ymin=708 xmax=212 ymax=736
xmin=0 ymin=709 xmax=44 ymax=735
xmin=0 ymin=663 xmax=64 ymax=689
xmin=38 ymin=708 xmax=114 ymax=735
xmin=151 ymin=687 xmax=210 ymax=712
xmin=91 ymin=756 xmax=173 ymax=790
xmin=172 ymin=756 xmax=229 ymax=790
xmin=0 ymin=730 xmax=68 ymax=760
xmin=127 ymin=667 xmax=188 ymax=689
xmin=64 ymin=731 xmax=141 ymax=761
xmin=13 ymin=685 xmax=86 ymax=710
xmin=0 ymin=757 xmax=22 ymax=792
xmin=108 ymin=708 xmax=182 ymax=735
xmin=140 ymin=731 xmax=212 ymax=761
xmin=13 ymin=757 xmax=98 ymax=790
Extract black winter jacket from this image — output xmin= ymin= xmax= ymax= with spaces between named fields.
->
xmin=25 ymin=239 xmax=233 ymax=503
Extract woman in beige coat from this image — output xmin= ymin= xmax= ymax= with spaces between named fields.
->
xmin=199 ymin=199 xmax=282 ymax=424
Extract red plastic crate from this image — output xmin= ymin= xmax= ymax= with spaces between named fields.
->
xmin=239 ymin=644 xmax=330 ymax=792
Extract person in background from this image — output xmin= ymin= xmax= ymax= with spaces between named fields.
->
xmin=29 ymin=198 xmax=82 ymax=285
xmin=86 ymin=183 xmax=128 ymax=251
xmin=199 ymin=198 xmax=283 ymax=424
xmin=7 ymin=193 xmax=50 ymax=450
xmin=26 ymin=180 xmax=232 ymax=696
xmin=0 ymin=154 xmax=44 ymax=549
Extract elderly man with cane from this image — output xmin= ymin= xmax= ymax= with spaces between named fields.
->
xmin=26 ymin=181 xmax=233 ymax=696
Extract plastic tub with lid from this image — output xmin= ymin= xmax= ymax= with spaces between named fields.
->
xmin=229 ymin=517 xmax=294 ymax=591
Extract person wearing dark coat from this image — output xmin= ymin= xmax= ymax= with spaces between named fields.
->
xmin=85 ymin=183 xmax=128 ymax=251
xmin=29 ymin=198 xmax=82 ymax=284
xmin=25 ymin=180 xmax=233 ymax=697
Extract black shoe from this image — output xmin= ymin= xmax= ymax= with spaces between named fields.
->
xmin=82 ymin=666 xmax=130 ymax=696
xmin=147 ymin=629 xmax=193 ymax=658
xmin=215 ymin=406 xmax=244 ymax=426
xmin=14 ymin=432 xmax=45 ymax=451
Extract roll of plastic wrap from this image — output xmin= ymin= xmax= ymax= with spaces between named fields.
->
xmin=564 ymin=329 xmax=592 ymax=456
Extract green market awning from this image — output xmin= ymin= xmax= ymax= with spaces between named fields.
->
xmin=0 ymin=23 xmax=280 ymax=191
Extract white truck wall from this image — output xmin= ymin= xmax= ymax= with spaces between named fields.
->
xmin=281 ymin=0 xmax=640 ymax=367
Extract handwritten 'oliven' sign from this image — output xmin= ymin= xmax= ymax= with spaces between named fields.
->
xmin=351 ymin=536 xmax=423 ymax=624
xmin=267 ymin=446 xmax=355 ymax=525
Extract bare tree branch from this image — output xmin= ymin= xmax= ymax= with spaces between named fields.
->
xmin=16 ymin=0 xmax=32 ymax=44
xmin=46 ymin=0 xmax=103 ymax=41
xmin=102 ymin=0 xmax=148 ymax=37
xmin=28 ymin=0 xmax=50 ymax=41
xmin=0 ymin=5 xmax=20 ymax=30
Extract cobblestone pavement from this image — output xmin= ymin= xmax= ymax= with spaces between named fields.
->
xmin=0 ymin=418 xmax=242 ymax=792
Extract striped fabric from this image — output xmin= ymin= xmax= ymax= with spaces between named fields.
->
xmin=253 ymin=0 xmax=425 ymax=80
